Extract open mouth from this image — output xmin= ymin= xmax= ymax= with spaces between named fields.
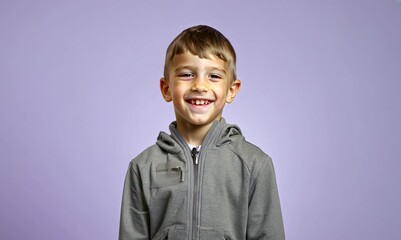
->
xmin=186 ymin=99 xmax=212 ymax=106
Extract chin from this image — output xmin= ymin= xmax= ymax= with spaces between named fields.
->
xmin=189 ymin=117 xmax=220 ymax=126
xmin=190 ymin=120 xmax=211 ymax=126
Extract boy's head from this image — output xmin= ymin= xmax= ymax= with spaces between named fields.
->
xmin=163 ymin=25 xmax=237 ymax=83
xmin=160 ymin=25 xmax=241 ymax=139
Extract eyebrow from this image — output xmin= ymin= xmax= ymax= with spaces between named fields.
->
xmin=174 ymin=65 xmax=226 ymax=74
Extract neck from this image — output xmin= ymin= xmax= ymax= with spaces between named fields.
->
xmin=176 ymin=120 xmax=217 ymax=146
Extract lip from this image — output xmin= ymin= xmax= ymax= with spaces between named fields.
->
xmin=184 ymin=96 xmax=215 ymax=101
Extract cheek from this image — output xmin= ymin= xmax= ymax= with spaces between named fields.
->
xmin=170 ymin=85 xmax=186 ymax=99
xmin=217 ymin=85 xmax=230 ymax=98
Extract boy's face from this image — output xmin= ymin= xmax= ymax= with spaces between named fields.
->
xmin=160 ymin=51 xmax=240 ymax=130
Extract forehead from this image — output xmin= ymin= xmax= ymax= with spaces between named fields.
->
xmin=171 ymin=51 xmax=228 ymax=72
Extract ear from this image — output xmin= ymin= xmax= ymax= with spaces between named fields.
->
xmin=226 ymin=79 xmax=241 ymax=103
xmin=160 ymin=77 xmax=172 ymax=102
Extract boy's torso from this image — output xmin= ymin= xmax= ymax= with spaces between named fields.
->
xmin=130 ymin=119 xmax=273 ymax=240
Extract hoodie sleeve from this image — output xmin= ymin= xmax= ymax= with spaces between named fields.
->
xmin=119 ymin=162 xmax=150 ymax=240
xmin=246 ymin=157 xmax=285 ymax=240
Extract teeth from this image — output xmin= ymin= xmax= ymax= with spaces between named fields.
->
xmin=189 ymin=99 xmax=211 ymax=105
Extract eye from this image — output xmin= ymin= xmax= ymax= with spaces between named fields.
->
xmin=209 ymin=74 xmax=222 ymax=81
xmin=178 ymin=72 xmax=194 ymax=79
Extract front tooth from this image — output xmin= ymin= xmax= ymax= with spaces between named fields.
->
xmin=200 ymin=100 xmax=205 ymax=105
xmin=196 ymin=100 xmax=200 ymax=105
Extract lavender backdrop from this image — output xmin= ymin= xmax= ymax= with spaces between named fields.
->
xmin=1 ymin=0 xmax=400 ymax=239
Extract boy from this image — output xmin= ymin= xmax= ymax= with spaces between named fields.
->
xmin=119 ymin=25 xmax=285 ymax=240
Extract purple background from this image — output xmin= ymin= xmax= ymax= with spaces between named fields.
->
xmin=1 ymin=0 xmax=401 ymax=239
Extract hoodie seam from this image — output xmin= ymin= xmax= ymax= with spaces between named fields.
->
xmin=226 ymin=144 xmax=251 ymax=174
xmin=130 ymin=163 xmax=152 ymax=191
xmin=128 ymin=163 xmax=151 ymax=213
xmin=249 ymin=157 xmax=269 ymax=193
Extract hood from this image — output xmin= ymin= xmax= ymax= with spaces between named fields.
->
xmin=156 ymin=118 xmax=244 ymax=154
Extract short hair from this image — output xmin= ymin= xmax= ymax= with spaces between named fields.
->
xmin=163 ymin=25 xmax=237 ymax=82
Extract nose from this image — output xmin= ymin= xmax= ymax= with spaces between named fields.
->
xmin=191 ymin=77 xmax=209 ymax=92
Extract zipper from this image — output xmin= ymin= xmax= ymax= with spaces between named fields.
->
xmin=191 ymin=147 xmax=200 ymax=164
xmin=168 ymin=120 xmax=222 ymax=240
xmin=191 ymin=146 xmax=200 ymax=239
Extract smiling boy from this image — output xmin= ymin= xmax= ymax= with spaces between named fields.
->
xmin=119 ymin=25 xmax=285 ymax=240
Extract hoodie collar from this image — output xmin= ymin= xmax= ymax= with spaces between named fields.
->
xmin=156 ymin=118 xmax=243 ymax=154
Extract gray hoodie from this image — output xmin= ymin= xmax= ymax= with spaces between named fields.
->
xmin=119 ymin=119 xmax=285 ymax=240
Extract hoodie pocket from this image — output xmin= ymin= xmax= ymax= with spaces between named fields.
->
xmin=166 ymin=225 xmax=187 ymax=240
xmin=199 ymin=228 xmax=227 ymax=240
xmin=153 ymin=225 xmax=186 ymax=240
xmin=152 ymin=159 xmax=185 ymax=188
xmin=152 ymin=229 xmax=168 ymax=240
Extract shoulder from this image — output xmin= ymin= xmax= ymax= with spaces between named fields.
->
xmin=237 ymin=139 xmax=270 ymax=158
xmin=226 ymin=138 xmax=274 ymax=175
xmin=228 ymin=138 xmax=271 ymax=162
xmin=128 ymin=144 xmax=165 ymax=170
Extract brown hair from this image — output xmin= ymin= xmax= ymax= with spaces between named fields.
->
xmin=163 ymin=25 xmax=237 ymax=82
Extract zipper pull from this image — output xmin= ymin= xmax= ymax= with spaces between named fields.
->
xmin=191 ymin=147 xmax=200 ymax=165
xmin=178 ymin=166 xmax=184 ymax=182
xmin=172 ymin=166 xmax=184 ymax=182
